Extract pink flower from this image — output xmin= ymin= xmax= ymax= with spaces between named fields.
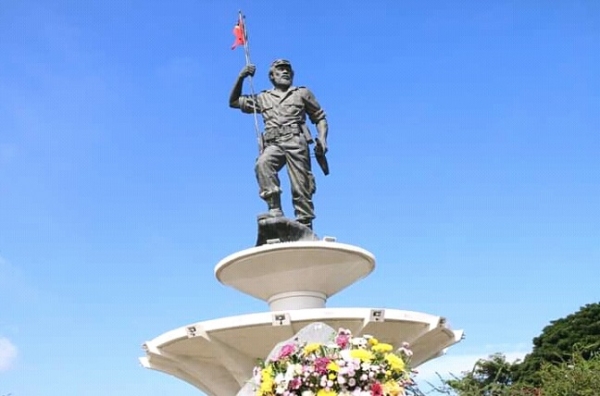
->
xmin=290 ymin=377 xmax=302 ymax=390
xmin=278 ymin=344 xmax=296 ymax=359
xmin=314 ymin=357 xmax=331 ymax=374
xmin=335 ymin=333 xmax=350 ymax=348
xmin=371 ymin=382 xmax=383 ymax=396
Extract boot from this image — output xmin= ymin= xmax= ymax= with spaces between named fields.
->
xmin=266 ymin=194 xmax=284 ymax=218
xmin=297 ymin=218 xmax=313 ymax=230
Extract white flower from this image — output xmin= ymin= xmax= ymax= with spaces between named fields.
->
xmin=320 ymin=375 xmax=328 ymax=387
xmin=286 ymin=364 xmax=300 ymax=380
xmin=399 ymin=347 xmax=413 ymax=357
xmin=302 ymin=391 xmax=315 ymax=396
xmin=275 ymin=373 xmax=286 ymax=384
xmin=340 ymin=349 xmax=352 ymax=361
xmin=351 ymin=337 xmax=367 ymax=347
xmin=275 ymin=383 xmax=287 ymax=394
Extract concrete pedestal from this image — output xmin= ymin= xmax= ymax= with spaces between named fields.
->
xmin=140 ymin=240 xmax=463 ymax=396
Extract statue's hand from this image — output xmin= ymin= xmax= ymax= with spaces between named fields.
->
xmin=315 ymin=138 xmax=328 ymax=155
xmin=239 ymin=64 xmax=256 ymax=78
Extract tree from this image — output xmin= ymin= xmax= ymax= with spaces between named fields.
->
xmin=515 ymin=303 xmax=600 ymax=385
xmin=433 ymin=353 xmax=536 ymax=396
xmin=537 ymin=349 xmax=600 ymax=396
xmin=445 ymin=353 xmax=517 ymax=395
xmin=436 ymin=303 xmax=600 ymax=395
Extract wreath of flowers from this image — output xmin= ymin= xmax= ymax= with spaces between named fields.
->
xmin=251 ymin=328 xmax=415 ymax=396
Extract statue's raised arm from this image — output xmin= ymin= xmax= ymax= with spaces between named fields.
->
xmin=229 ymin=64 xmax=256 ymax=109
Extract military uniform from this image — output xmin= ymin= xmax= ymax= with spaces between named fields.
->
xmin=238 ymin=86 xmax=326 ymax=225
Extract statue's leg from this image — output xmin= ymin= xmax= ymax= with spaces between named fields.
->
xmin=255 ymin=144 xmax=286 ymax=216
xmin=283 ymin=135 xmax=315 ymax=228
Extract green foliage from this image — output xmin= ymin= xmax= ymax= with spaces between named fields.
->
xmin=435 ymin=303 xmax=600 ymax=395
xmin=434 ymin=353 xmax=539 ymax=396
xmin=537 ymin=350 xmax=600 ymax=396
xmin=445 ymin=353 xmax=517 ymax=395
xmin=516 ymin=303 xmax=600 ymax=385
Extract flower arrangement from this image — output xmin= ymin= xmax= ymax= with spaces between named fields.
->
xmin=251 ymin=328 xmax=415 ymax=396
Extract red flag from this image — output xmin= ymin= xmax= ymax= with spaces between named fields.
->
xmin=231 ymin=19 xmax=246 ymax=50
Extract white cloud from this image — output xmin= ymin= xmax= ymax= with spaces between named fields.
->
xmin=0 ymin=337 xmax=18 ymax=371
xmin=415 ymin=350 xmax=528 ymax=390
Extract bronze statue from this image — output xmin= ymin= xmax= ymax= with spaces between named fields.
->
xmin=229 ymin=59 xmax=328 ymax=231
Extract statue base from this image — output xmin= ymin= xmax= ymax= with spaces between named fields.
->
xmin=256 ymin=214 xmax=318 ymax=246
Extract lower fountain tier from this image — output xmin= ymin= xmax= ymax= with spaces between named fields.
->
xmin=140 ymin=307 xmax=464 ymax=396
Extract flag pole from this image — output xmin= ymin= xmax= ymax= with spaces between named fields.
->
xmin=238 ymin=11 xmax=263 ymax=154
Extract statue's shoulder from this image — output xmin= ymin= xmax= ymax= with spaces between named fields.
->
xmin=295 ymin=86 xmax=313 ymax=94
xmin=292 ymin=86 xmax=310 ymax=96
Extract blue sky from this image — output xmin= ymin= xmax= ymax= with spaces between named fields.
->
xmin=1 ymin=1 xmax=598 ymax=394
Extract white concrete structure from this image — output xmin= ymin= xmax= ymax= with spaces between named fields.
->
xmin=140 ymin=240 xmax=463 ymax=395
xmin=215 ymin=241 xmax=375 ymax=310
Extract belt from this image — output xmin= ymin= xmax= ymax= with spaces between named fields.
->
xmin=264 ymin=124 xmax=302 ymax=141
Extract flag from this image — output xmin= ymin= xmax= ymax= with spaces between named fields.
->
xmin=231 ymin=17 xmax=246 ymax=50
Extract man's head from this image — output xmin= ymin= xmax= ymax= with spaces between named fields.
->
xmin=269 ymin=59 xmax=294 ymax=88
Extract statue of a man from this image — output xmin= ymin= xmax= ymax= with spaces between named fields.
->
xmin=229 ymin=59 xmax=328 ymax=230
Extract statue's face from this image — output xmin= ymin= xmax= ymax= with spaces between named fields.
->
xmin=271 ymin=64 xmax=293 ymax=88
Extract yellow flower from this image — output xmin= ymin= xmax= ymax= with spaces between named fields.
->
xmin=259 ymin=365 xmax=274 ymax=394
xmin=304 ymin=343 xmax=321 ymax=354
xmin=384 ymin=353 xmax=405 ymax=372
xmin=261 ymin=366 xmax=273 ymax=379
xmin=368 ymin=337 xmax=379 ymax=346
xmin=259 ymin=376 xmax=273 ymax=394
xmin=327 ymin=361 xmax=340 ymax=372
xmin=383 ymin=380 xmax=403 ymax=396
xmin=350 ymin=349 xmax=374 ymax=361
xmin=317 ymin=389 xmax=337 ymax=396
xmin=372 ymin=343 xmax=393 ymax=353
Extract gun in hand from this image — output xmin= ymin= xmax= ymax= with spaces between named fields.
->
xmin=314 ymin=138 xmax=329 ymax=176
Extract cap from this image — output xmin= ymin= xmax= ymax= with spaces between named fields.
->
xmin=270 ymin=59 xmax=292 ymax=69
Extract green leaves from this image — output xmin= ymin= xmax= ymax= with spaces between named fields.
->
xmin=436 ymin=303 xmax=600 ymax=396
